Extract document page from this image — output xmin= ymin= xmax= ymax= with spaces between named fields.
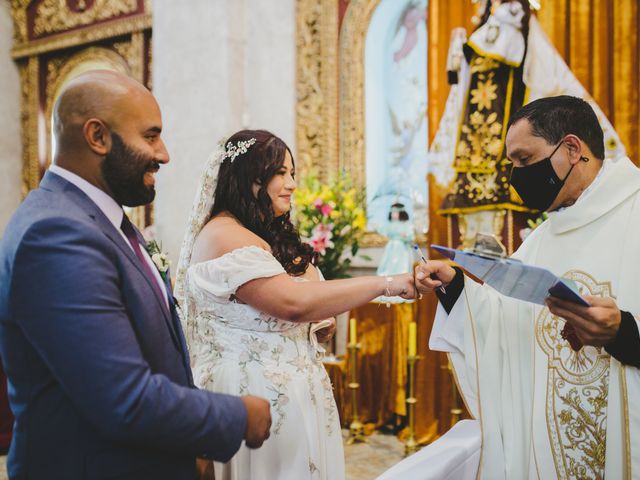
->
xmin=432 ymin=245 xmax=589 ymax=306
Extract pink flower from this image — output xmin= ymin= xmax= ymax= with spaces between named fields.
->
xmin=313 ymin=223 xmax=334 ymax=236
xmin=313 ymin=198 xmax=324 ymax=209
xmin=309 ymin=224 xmax=335 ymax=255
xmin=320 ymin=203 xmax=333 ymax=216
xmin=310 ymin=236 xmax=335 ymax=255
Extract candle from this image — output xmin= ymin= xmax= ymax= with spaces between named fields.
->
xmin=408 ymin=322 xmax=417 ymax=357
xmin=350 ymin=318 xmax=357 ymax=345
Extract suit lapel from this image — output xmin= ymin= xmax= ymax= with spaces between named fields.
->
xmin=41 ymin=172 xmax=182 ymax=350
xmin=156 ymin=265 xmax=192 ymax=383
xmin=102 ymin=226 xmax=181 ymax=343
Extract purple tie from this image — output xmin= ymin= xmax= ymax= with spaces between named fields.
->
xmin=120 ymin=214 xmax=167 ymax=307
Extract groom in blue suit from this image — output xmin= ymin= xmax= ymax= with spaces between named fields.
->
xmin=0 ymin=70 xmax=271 ymax=479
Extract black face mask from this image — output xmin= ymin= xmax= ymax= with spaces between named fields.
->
xmin=510 ymin=142 xmax=577 ymax=211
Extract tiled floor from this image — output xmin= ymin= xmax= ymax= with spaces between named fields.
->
xmin=0 ymin=431 xmax=406 ymax=480
xmin=344 ymin=430 xmax=406 ymax=480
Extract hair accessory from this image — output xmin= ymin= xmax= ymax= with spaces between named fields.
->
xmin=221 ymin=138 xmax=256 ymax=163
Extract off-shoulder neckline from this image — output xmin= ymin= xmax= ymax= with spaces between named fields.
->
xmin=189 ymin=245 xmax=275 ymax=269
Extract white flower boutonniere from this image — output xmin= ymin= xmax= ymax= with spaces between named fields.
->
xmin=146 ymin=239 xmax=170 ymax=280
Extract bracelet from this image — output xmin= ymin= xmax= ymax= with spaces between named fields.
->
xmin=384 ymin=276 xmax=393 ymax=296
xmin=384 ymin=276 xmax=393 ymax=308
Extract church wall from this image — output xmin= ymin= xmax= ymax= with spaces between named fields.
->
xmin=152 ymin=0 xmax=296 ymax=264
xmin=0 ymin=1 xmax=23 ymax=236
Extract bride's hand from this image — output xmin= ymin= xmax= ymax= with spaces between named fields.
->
xmin=385 ymin=273 xmax=417 ymax=299
xmin=315 ymin=318 xmax=336 ymax=343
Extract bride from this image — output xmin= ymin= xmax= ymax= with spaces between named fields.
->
xmin=175 ymin=129 xmax=416 ymax=479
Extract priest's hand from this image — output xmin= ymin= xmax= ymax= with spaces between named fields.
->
xmin=545 ymin=295 xmax=621 ymax=347
xmin=414 ymin=261 xmax=457 ymax=294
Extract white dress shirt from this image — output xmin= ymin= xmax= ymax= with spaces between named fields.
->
xmin=48 ymin=165 xmax=169 ymax=308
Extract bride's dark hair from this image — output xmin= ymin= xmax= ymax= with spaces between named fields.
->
xmin=210 ymin=129 xmax=315 ymax=276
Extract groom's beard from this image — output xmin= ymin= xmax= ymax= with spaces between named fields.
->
xmin=102 ymin=132 xmax=159 ymax=207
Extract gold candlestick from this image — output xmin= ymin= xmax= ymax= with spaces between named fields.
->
xmin=404 ymin=353 xmax=420 ymax=456
xmin=346 ymin=336 xmax=366 ymax=444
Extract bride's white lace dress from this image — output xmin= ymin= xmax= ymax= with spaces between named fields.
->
xmin=183 ymin=245 xmax=345 ymax=480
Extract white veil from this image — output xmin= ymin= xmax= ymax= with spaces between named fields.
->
xmin=174 ymin=136 xmax=258 ymax=348
xmin=174 ymin=140 xmax=227 ymax=348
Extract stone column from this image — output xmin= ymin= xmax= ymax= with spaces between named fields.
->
xmin=152 ymin=0 xmax=296 ymax=264
xmin=0 ymin=2 xmax=23 ymax=235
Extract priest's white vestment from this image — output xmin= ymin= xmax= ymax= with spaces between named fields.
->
xmin=431 ymin=157 xmax=640 ymax=479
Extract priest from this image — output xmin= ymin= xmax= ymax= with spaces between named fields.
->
xmin=416 ymin=95 xmax=640 ymax=479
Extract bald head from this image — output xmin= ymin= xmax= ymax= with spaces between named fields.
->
xmin=52 ymin=70 xmax=154 ymax=155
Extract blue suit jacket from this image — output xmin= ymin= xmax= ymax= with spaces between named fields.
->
xmin=0 ymin=172 xmax=247 ymax=479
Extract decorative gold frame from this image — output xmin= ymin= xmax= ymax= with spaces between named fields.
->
xmin=11 ymin=6 xmax=151 ymax=59
xmin=295 ymin=0 xmax=339 ymax=182
xmin=11 ymin=1 xmax=152 ymax=227
xmin=296 ymin=0 xmax=427 ymax=247
xmin=338 ymin=0 xmax=381 ymax=190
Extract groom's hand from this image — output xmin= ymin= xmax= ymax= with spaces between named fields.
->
xmin=241 ymin=395 xmax=272 ymax=448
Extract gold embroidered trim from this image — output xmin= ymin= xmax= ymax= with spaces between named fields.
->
xmin=499 ymin=68 xmax=515 ymax=157
xmin=462 ymin=286 xmax=484 ymax=479
xmin=620 ymin=365 xmax=631 ymax=479
xmin=536 ymin=270 xmax=612 ymax=479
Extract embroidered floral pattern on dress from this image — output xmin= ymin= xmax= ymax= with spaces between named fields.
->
xmin=179 ymin=246 xmax=344 ymax=478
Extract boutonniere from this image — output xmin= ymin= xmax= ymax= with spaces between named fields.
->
xmin=146 ymin=239 xmax=170 ymax=280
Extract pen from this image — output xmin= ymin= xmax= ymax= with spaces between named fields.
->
xmin=413 ymin=244 xmax=446 ymax=294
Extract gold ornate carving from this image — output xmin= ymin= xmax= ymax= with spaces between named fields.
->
xmin=536 ymin=271 xmax=611 ymax=480
xmin=295 ymin=0 xmax=338 ymax=182
xmin=10 ymin=0 xmax=29 ymax=44
xmin=12 ymin=13 xmax=152 ymax=59
xmin=19 ymin=57 xmax=40 ymax=197
xmin=111 ymin=41 xmax=133 ymax=64
xmin=45 ymin=57 xmax=66 ymax=99
xmin=339 ymin=0 xmax=381 ymax=191
xmin=147 ymin=32 xmax=153 ymax=90
xmin=129 ymin=31 xmax=144 ymax=82
xmin=34 ymin=0 xmax=138 ymax=37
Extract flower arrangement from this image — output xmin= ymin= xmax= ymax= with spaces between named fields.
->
xmin=294 ymin=171 xmax=368 ymax=279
